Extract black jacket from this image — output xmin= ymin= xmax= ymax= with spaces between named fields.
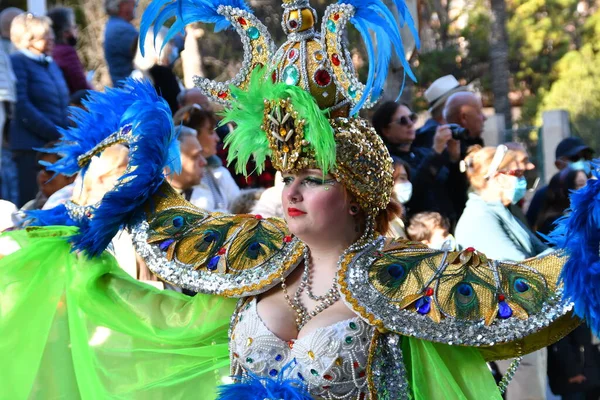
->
xmin=388 ymin=144 xmax=462 ymax=227
xmin=548 ymin=325 xmax=600 ymax=395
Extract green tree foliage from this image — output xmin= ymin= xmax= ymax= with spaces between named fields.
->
xmin=539 ymin=17 xmax=600 ymax=152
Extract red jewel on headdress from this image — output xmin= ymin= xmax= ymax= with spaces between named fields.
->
xmin=237 ymin=17 xmax=247 ymax=25
xmin=425 ymin=287 xmax=434 ymax=296
xmin=498 ymin=294 xmax=506 ymax=302
xmin=283 ymin=235 xmax=292 ymax=243
xmin=254 ymin=214 xmax=263 ymax=220
xmin=218 ymin=247 xmax=226 ymax=255
xmin=217 ymin=91 xmax=228 ymax=99
xmin=289 ymin=20 xmax=298 ymax=29
xmin=271 ymin=70 xmax=277 ymax=83
xmin=465 ymin=247 xmax=475 ymax=252
xmin=331 ymin=54 xmax=340 ymax=66
xmin=333 ymin=13 xmax=340 ymax=21
xmin=288 ymin=49 xmax=296 ymax=59
xmin=353 ymin=361 xmax=359 ymax=369
xmin=314 ymin=69 xmax=331 ymax=86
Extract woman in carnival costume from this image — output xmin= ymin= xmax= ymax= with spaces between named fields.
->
xmin=2 ymin=0 xmax=600 ymax=398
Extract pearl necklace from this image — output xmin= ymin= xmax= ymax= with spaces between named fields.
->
xmin=281 ymin=217 xmax=376 ymax=331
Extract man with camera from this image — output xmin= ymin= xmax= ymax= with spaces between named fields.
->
xmin=443 ymin=91 xmax=487 ymax=155
xmin=414 ymin=75 xmax=468 ymax=148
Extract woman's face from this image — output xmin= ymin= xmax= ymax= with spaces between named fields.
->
xmin=382 ymin=105 xmax=416 ymax=146
xmin=574 ymin=170 xmax=588 ymax=190
xmin=393 ymin=164 xmax=409 ymax=184
xmin=493 ymin=160 xmax=524 ymax=205
xmin=197 ymin=120 xmax=219 ymax=158
xmin=30 ymin=30 xmax=54 ymax=55
xmin=281 ymin=169 xmax=354 ymax=243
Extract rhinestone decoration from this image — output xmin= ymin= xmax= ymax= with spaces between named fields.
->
xmin=282 ymin=65 xmax=300 ymax=85
xmin=247 ymin=26 xmax=260 ymax=39
xmin=370 ymin=333 xmax=411 ymax=398
xmin=338 ymin=241 xmax=574 ymax=348
xmin=130 ymin=219 xmax=301 ymax=297
xmin=192 ymin=6 xmax=276 ymax=106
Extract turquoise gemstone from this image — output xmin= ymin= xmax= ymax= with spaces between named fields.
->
xmin=247 ymin=27 xmax=260 ymax=40
xmin=348 ymin=87 xmax=357 ymax=98
xmin=282 ymin=65 xmax=299 ymax=85
xmin=327 ymin=19 xmax=336 ymax=33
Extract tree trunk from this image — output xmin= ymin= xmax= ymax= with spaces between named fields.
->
xmin=489 ymin=0 xmax=512 ymax=129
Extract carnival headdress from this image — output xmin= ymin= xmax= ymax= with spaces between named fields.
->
xmin=141 ymin=0 xmax=419 ymax=215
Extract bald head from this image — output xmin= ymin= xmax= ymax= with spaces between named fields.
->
xmin=443 ymin=92 xmax=487 ymax=138
xmin=0 ymin=7 xmax=24 ymax=38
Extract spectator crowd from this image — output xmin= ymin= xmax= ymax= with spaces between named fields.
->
xmin=0 ymin=1 xmax=598 ymax=399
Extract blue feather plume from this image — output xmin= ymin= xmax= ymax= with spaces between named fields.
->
xmin=339 ymin=0 xmax=419 ymax=114
xmin=218 ymin=362 xmax=311 ymax=400
xmin=140 ymin=0 xmax=251 ymax=55
xmin=25 ymin=204 xmax=77 ymax=227
xmin=70 ymin=86 xmax=180 ymax=257
xmin=547 ymin=161 xmax=600 ymax=335
xmin=35 ymin=78 xmax=180 ymax=257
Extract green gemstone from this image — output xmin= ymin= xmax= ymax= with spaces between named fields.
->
xmin=246 ymin=357 xmax=253 ymax=363
xmin=282 ymin=65 xmax=300 ymax=86
xmin=345 ymin=336 xmax=353 ymax=344
xmin=327 ymin=19 xmax=336 ymax=33
xmin=349 ymin=322 xmax=357 ymax=330
xmin=310 ymin=368 xmax=319 ymax=376
xmin=247 ymin=27 xmax=260 ymax=40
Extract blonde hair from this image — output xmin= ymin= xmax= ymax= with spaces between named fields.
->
xmin=72 ymin=145 xmax=130 ymax=206
xmin=463 ymin=145 xmax=520 ymax=192
xmin=10 ymin=13 xmax=52 ymax=50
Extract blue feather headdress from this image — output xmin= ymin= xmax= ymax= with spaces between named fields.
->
xmin=139 ymin=0 xmax=419 ymax=115
xmin=547 ymin=161 xmax=600 ymax=335
xmin=31 ymin=78 xmax=181 ymax=257
xmin=217 ymin=361 xmax=312 ymax=400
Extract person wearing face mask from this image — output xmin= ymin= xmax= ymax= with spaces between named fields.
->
xmin=455 ymin=144 xmax=549 ymax=400
xmin=47 ymin=7 xmax=92 ymax=94
xmin=526 ymin=137 xmax=594 ymax=227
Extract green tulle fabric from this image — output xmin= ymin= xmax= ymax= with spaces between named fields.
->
xmin=0 ymin=226 xmax=237 ymax=400
xmin=403 ymin=337 xmax=502 ymax=400
xmin=1 ymin=226 xmax=501 ymax=399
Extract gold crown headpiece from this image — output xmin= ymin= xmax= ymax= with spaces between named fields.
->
xmin=140 ymin=0 xmax=419 ymax=214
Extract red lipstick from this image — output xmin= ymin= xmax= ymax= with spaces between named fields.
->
xmin=287 ymin=208 xmax=306 ymax=217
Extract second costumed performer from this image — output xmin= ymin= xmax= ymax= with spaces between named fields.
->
xmin=3 ymin=0 xmax=600 ymax=397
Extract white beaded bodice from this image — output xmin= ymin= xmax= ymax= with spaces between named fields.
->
xmin=230 ymin=298 xmax=375 ymax=399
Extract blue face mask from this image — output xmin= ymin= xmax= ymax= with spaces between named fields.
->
xmin=569 ymin=159 xmax=591 ymax=175
xmin=507 ymin=176 xmax=527 ymax=204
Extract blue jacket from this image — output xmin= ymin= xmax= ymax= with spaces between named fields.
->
xmin=9 ymin=52 xmax=69 ymax=150
xmin=104 ymin=16 xmax=138 ymax=86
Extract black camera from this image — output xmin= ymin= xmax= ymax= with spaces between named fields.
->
xmin=447 ymin=123 xmax=469 ymax=140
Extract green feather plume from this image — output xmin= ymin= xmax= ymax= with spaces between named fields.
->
xmin=221 ymin=66 xmax=336 ymax=175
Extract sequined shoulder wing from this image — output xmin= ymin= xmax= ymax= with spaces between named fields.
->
xmin=129 ymin=182 xmax=303 ymax=297
xmin=338 ymin=238 xmax=580 ymax=360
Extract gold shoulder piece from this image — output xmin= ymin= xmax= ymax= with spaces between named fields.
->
xmin=338 ymin=237 xmax=580 ymax=360
xmin=129 ymin=182 xmax=302 ymax=297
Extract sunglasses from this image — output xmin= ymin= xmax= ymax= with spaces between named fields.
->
xmin=497 ymin=169 xmax=525 ymax=178
xmin=392 ymin=113 xmax=418 ymax=127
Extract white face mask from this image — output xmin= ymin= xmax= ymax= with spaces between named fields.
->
xmin=394 ymin=182 xmax=412 ymax=204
